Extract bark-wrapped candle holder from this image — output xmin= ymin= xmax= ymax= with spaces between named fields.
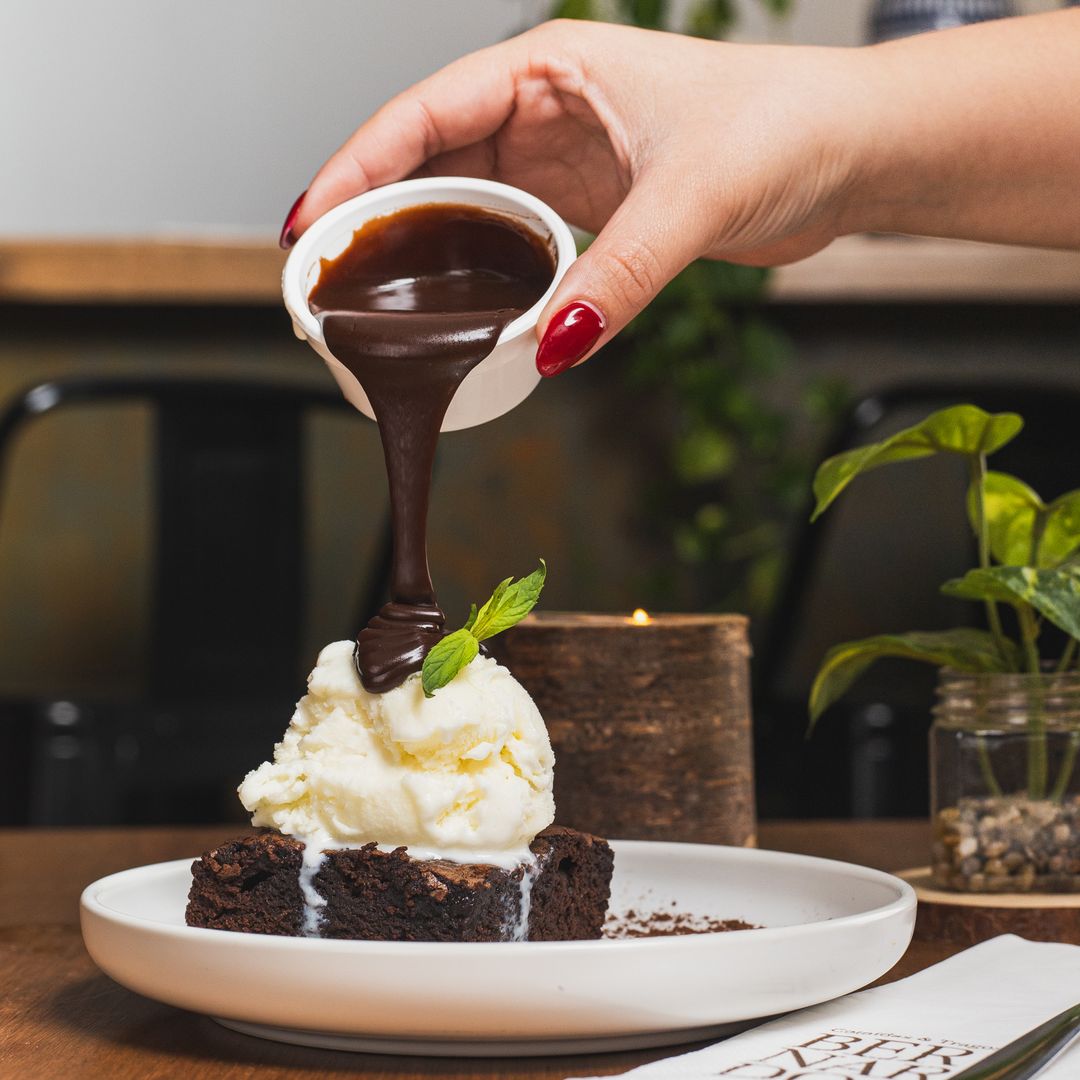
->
xmin=493 ymin=612 xmax=755 ymax=847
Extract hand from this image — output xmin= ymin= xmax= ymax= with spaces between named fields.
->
xmin=285 ymin=12 xmax=1080 ymax=374
xmin=285 ymin=21 xmax=865 ymax=374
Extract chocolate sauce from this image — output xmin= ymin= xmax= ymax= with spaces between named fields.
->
xmin=308 ymin=203 xmax=554 ymax=693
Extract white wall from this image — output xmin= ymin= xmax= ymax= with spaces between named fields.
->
xmin=1 ymin=0 xmax=543 ymax=236
xmin=0 ymin=0 xmax=1060 ymax=237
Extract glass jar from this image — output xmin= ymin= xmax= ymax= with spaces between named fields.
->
xmin=931 ymin=671 xmax=1080 ymax=893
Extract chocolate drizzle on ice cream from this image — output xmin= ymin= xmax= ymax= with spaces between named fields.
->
xmin=307 ymin=203 xmax=554 ymax=694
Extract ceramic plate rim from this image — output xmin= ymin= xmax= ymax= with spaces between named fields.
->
xmin=81 ymin=839 xmax=916 ymax=951
xmin=79 ymin=839 xmax=917 ymax=1054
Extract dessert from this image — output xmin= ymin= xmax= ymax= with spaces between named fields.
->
xmin=237 ymin=640 xmax=555 ymax=865
xmin=187 ymin=202 xmax=612 ymax=940
xmin=186 ymin=639 xmax=613 ymax=941
xmin=187 ymin=826 xmax=612 ymax=942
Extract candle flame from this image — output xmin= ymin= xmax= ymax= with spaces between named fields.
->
xmin=630 ymin=608 xmax=651 ymax=626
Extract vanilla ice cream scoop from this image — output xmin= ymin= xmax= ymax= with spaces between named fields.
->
xmin=238 ymin=641 xmax=555 ymax=868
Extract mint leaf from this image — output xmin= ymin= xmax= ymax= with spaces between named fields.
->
xmin=420 ymin=560 xmax=547 ymax=696
xmin=421 ymin=629 xmax=479 ymax=698
xmin=469 ymin=560 xmax=547 ymax=641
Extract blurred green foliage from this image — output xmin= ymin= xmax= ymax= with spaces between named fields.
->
xmin=550 ymin=0 xmax=794 ymax=34
xmin=619 ymin=261 xmax=847 ymax=617
xmin=549 ymin=0 xmax=847 ymax=621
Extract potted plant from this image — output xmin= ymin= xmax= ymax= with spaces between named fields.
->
xmin=809 ymin=404 xmax=1080 ymax=893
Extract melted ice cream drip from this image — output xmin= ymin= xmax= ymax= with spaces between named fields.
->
xmin=298 ymin=842 xmax=329 ymax=938
xmin=507 ymin=854 xmax=541 ymax=942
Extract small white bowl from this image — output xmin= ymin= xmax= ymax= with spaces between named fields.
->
xmin=281 ymin=177 xmax=577 ymax=432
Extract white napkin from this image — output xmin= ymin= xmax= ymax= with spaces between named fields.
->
xmin=571 ymin=936 xmax=1080 ymax=1080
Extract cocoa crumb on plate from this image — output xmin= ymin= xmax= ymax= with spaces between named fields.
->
xmin=604 ymin=905 xmax=758 ymax=938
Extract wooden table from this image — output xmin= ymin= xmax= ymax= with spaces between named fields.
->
xmin=1 ymin=821 xmax=953 ymax=1080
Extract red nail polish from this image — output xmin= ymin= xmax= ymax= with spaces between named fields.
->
xmin=279 ymin=189 xmax=307 ymax=250
xmin=536 ymin=301 xmax=605 ymax=378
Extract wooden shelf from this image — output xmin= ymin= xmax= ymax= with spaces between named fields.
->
xmin=1 ymin=233 xmax=1078 ymax=305
xmin=0 ymin=237 xmax=284 ymax=304
xmin=771 ymin=234 xmax=1080 ymax=303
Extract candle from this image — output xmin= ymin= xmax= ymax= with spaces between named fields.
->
xmin=493 ymin=612 xmax=755 ymax=847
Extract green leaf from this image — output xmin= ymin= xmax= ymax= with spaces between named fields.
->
xmin=942 ymin=566 xmax=1080 ymax=641
xmin=809 ymin=629 xmax=1018 ymax=727
xmin=621 ymin=0 xmax=666 ymax=29
xmin=968 ymin=471 xmax=1044 ymax=566
xmin=421 ymin=562 xmax=548 ymax=697
xmin=1040 ymin=490 xmax=1080 ymax=567
xmin=470 ymin=560 xmax=547 ymax=641
xmin=686 ymin=0 xmax=735 ymax=38
xmin=811 ymin=405 xmax=1023 ymax=521
xmin=550 ymin=0 xmax=594 ymax=18
xmin=673 ymin=426 xmax=735 ymax=484
xmin=695 ymin=502 xmax=728 ymax=533
xmin=421 ymin=629 xmax=479 ymax=698
xmin=968 ymin=473 xmax=1080 ymax=568
xmin=674 ymin=522 xmax=706 ymax=565
xmin=740 ymin=316 xmax=790 ymax=378
xmin=660 ymin=310 xmax=707 ymax=354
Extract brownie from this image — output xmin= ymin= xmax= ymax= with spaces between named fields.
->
xmin=525 ymin=826 xmax=614 ymax=941
xmin=185 ymin=824 xmax=613 ymax=942
xmin=186 ymin=831 xmax=304 ymax=936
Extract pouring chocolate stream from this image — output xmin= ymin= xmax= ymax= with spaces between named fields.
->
xmin=308 ymin=203 xmax=555 ymax=693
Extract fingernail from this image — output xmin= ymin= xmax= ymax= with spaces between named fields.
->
xmin=279 ymin=189 xmax=307 ymax=250
xmin=535 ymin=301 xmax=605 ymax=378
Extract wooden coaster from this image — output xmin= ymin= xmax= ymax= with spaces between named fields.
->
xmin=899 ymin=867 xmax=1080 ymax=946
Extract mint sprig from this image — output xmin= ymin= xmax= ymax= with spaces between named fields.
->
xmin=421 ymin=560 xmax=546 ymax=697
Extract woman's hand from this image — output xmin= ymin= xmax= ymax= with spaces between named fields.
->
xmin=285 ymin=21 xmax=864 ymax=374
xmin=285 ymin=12 xmax=1080 ymax=375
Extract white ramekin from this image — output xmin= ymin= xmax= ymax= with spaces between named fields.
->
xmin=281 ymin=177 xmax=577 ymax=431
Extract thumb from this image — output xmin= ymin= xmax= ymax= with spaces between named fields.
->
xmin=535 ymin=177 xmax=706 ymax=378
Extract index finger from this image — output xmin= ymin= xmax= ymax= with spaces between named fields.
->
xmin=294 ymin=38 xmax=525 ymax=236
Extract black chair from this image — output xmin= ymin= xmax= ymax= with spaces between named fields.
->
xmin=754 ymin=380 xmax=1080 ymax=819
xmin=0 ymin=375 xmax=391 ymax=825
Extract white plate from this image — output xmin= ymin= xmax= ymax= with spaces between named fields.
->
xmin=80 ymin=840 xmax=916 ymax=1057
